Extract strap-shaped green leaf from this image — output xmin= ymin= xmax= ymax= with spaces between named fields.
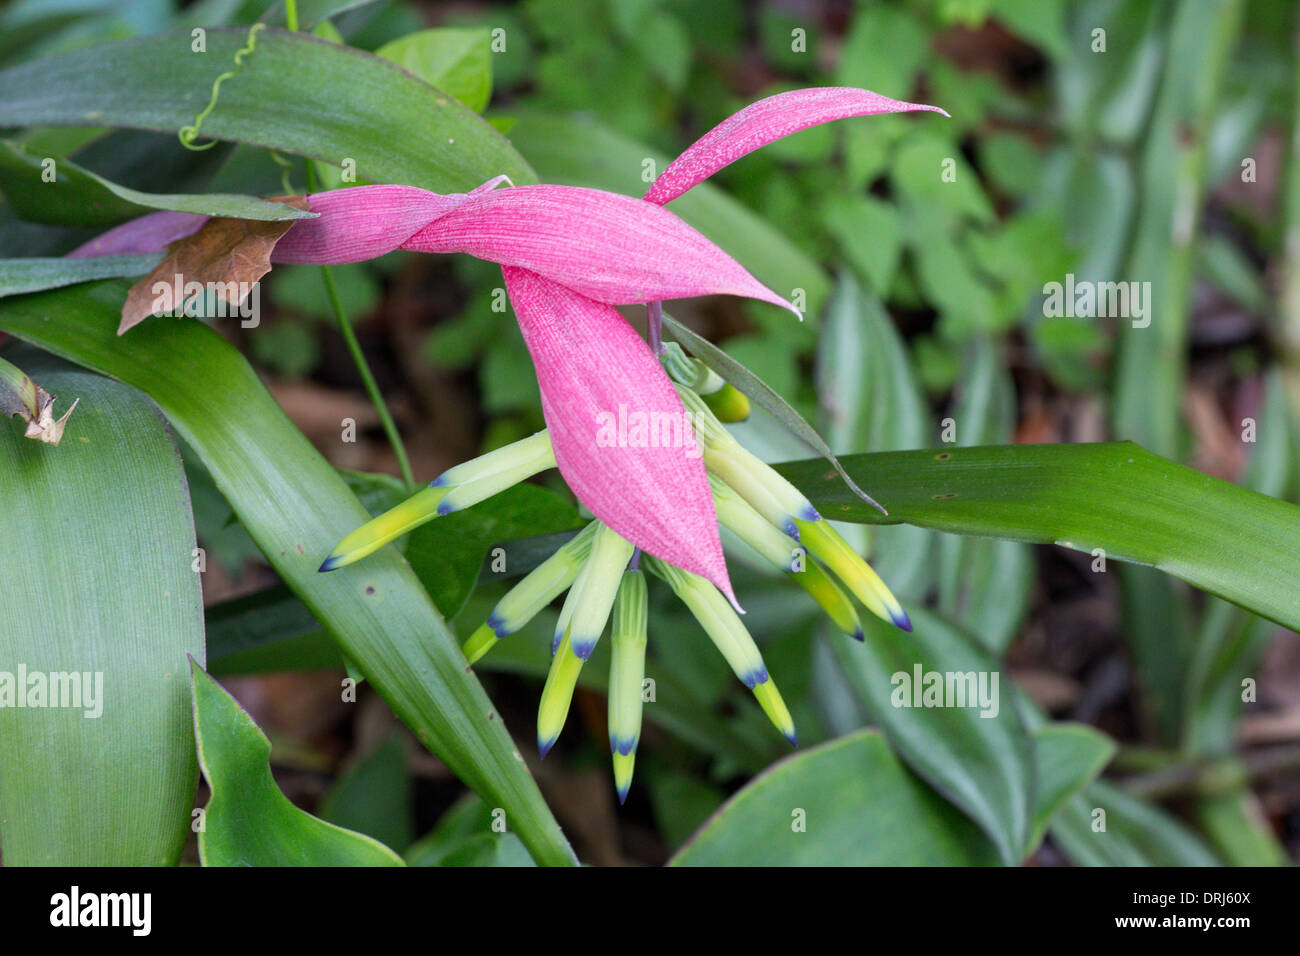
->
xmin=0 ymin=140 xmax=317 ymax=227
xmin=0 ymin=357 xmax=204 ymax=864
xmin=0 ymin=254 xmax=160 ymax=297
xmin=0 ymin=27 xmax=536 ymax=192
xmin=777 ymin=442 xmax=1300 ymax=633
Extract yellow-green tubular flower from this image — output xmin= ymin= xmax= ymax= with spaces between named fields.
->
xmin=659 ymin=342 xmax=750 ymax=422
xmin=677 ymin=386 xmax=819 ymax=538
xmin=462 ymin=521 xmax=600 ymax=665
xmin=643 ymin=555 xmax=796 ymax=746
xmin=608 ymin=570 xmax=648 ymax=804
xmin=320 ymin=430 xmax=556 ymax=572
xmin=793 ymin=517 xmax=912 ymax=632
xmin=537 ymin=628 xmax=586 ymax=758
xmin=565 ymin=523 xmax=636 ymax=660
xmin=710 ymin=475 xmax=863 ymax=640
xmin=551 ymin=556 xmax=590 ymax=656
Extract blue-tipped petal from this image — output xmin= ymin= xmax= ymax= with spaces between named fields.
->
xmin=318 ymin=555 xmax=343 ymax=573
xmin=538 ymin=734 xmax=557 ymax=759
xmin=893 ymin=607 xmax=913 ymax=632
xmin=487 ymin=612 xmax=510 ymax=638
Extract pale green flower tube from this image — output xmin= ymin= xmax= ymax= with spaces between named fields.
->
xmin=643 ymin=554 xmax=796 ymax=746
xmin=320 ymin=430 xmax=556 ymax=572
xmin=462 ymin=521 xmax=600 ymax=665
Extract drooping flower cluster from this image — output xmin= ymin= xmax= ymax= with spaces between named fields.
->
xmin=321 ymin=342 xmax=911 ymax=800
xmin=76 ymin=87 xmax=947 ymax=799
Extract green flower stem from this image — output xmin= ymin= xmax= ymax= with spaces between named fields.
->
xmin=305 ymin=163 xmax=416 ymax=489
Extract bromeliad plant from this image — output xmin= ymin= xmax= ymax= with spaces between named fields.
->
xmin=85 ymin=87 xmax=941 ymax=799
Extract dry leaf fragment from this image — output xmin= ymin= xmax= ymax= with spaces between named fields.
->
xmin=119 ymin=195 xmax=310 ymax=335
xmin=0 ymin=355 xmax=78 ymax=446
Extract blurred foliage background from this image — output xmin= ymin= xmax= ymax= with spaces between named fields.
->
xmin=3 ymin=0 xmax=1299 ymax=865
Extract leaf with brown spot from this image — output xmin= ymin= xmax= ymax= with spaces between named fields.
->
xmin=0 ymin=353 xmax=78 ymax=445
xmin=119 ymin=195 xmax=310 ymax=335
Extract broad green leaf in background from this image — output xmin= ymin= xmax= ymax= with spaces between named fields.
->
xmin=820 ymin=196 xmax=902 ymax=295
xmin=670 ymin=729 xmax=1000 ymax=865
xmin=318 ymin=731 xmax=415 ymax=854
xmin=828 ymin=607 xmax=1035 ymax=865
xmin=0 ymin=140 xmax=316 ymax=227
xmin=0 ymin=357 xmax=203 ymax=864
xmin=0 ymin=254 xmax=160 ymax=297
xmin=776 ymin=442 xmax=1300 ymax=634
xmin=376 ymin=28 xmax=494 ymax=112
xmin=1193 ymin=776 xmax=1288 ymax=867
xmin=506 ymin=111 xmax=829 ymax=317
xmin=835 ymin=2 xmax=928 ymax=95
xmin=191 ymin=661 xmax=404 ymax=866
xmin=0 ymin=282 xmax=575 ymax=866
xmin=1049 ymin=779 xmax=1220 ymax=866
xmin=404 ymin=794 xmax=534 ymax=867
xmin=645 ymin=764 xmax=727 ymax=852
xmin=1112 ymin=0 xmax=1241 ymax=458
xmin=0 ymin=28 xmax=535 ymax=192
xmin=1027 ymin=723 xmax=1115 ymax=853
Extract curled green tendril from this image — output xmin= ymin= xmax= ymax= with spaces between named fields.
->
xmin=269 ymin=151 xmax=295 ymax=194
xmin=178 ymin=22 xmax=266 ymax=151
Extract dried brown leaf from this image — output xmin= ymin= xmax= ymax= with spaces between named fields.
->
xmin=119 ymin=195 xmax=310 ymax=335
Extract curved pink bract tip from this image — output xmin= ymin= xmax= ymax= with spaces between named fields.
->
xmin=643 ymin=87 xmax=949 ymax=206
xmin=502 ymin=265 xmax=738 ymax=608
